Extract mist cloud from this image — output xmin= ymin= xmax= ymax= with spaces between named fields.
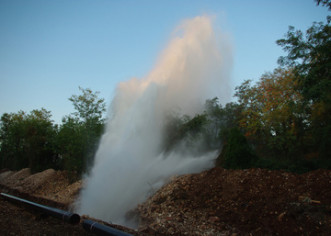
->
xmin=74 ymin=15 xmax=232 ymax=226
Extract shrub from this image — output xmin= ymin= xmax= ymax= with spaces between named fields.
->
xmin=216 ymin=127 xmax=257 ymax=169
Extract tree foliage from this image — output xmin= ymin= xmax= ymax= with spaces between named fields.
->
xmin=58 ymin=87 xmax=106 ymax=174
xmin=69 ymin=87 xmax=106 ymax=124
xmin=163 ymin=97 xmax=241 ymax=156
xmin=316 ymin=0 xmax=331 ymax=10
xmin=277 ymin=15 xmax=331 ymax=159
xmin=235 ymin=68 xmax=306 ymax=159
xmin=1 ymin=2 xmax=330 ymax=174
xmin=0 ymin=109 xmax=58 ymax=172
xmin=216 ymin=127 xmax=257 ymax=169
xmin=0 ymin=88 xmax=106 ymax=175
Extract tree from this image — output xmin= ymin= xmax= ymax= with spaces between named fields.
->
xmin=277 ymin=15 xmax=331 ymax=159
xmin=0 ymin=109 xmax=58 ymax=172
xmin=316 ymin=0 xmax=331 ymax=9
xmin=216 ymin=127 xmax=257 ymax=169
xmin=204 ymin=98 xmax=242 ymax=150
xmin=162 ymin=113 xmax=208 ymax=154
xmin=69 ymin=87 xmax=106 ymax=124
xmin=57 ymin=87 xmax=106 ymax=174
xmin=56 ymin=116 xmax=85 ymax=173
xmin=24 ymin=109 xmax=58 ymax=172
xmin=235 ymin=68 xmax=306 ymax=159
xmin=0 ymin=111 xmax=27 ymax=169
xmin=162 ymin=97 xmax=242 ymax=156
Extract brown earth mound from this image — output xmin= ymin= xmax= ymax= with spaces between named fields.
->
xmin=137 ymin=167 xmax=331 ymax=235
xmin=1 ymin=167 xmax=330 ymax=235
xmin=21 ymin=169 xmax=57 ymax=193
xmin=0 ymin=168 xmax=82 ymax=205
xmin=0 ymin=168 xmax=31 ymax=189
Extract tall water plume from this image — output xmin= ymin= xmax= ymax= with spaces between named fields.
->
xmin=75 ymin=16 xmax=232 ymax=226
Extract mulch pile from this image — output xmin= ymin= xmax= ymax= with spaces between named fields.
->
xmin=0 ymin=168 xmax=82 ymax=205
xmin=1 ymin=167 xmax=330 ymax=235
xmin=137 ymin=167 xmax=331 ymax=235
xmin=0 ymin=168 xmax=139 ymax=235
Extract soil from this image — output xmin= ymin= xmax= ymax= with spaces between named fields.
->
xmin=0 ymin=167 xmax=330 ymax=235
xmin=0 ymin=196 xmax=92 ymax=236
xmin=138 ymin=167 xmax=331 ymax=235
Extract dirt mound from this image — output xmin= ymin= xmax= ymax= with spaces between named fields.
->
xmin=137 ymin=167 xmax=331 ymax=235
xmin=44 ymin=179 xmax=83 ymax=205
xmin=0 ymin=169 xmax=138 ymax=235
xmin=20 ymin=169 xmax=57 ymax=193
xmin=0 ymin=168 xmax=31 ymax=189
xmin=0 ymin=170 xmax=14 ymax=180
xmin=0 ymin=168 xmax=82 ymax=205
xmin=1 ymin=167 xmax=330 ymax=235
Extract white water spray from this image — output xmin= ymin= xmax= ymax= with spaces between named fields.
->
xmin=75 ymin=16 xmax=232 ymax=226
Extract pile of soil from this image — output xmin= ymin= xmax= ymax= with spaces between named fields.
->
xmin=137 ymin=167 xmax=331 ymax=235
xmin=0 ymin=168 xmax=31 ymax=189
xmin=1 ymin=167 xmax=330 ymax=235
xmin=0 ymin=169 xmax=138 ymax=235
xmin=0 ymin=168 xmax=82 ymax=205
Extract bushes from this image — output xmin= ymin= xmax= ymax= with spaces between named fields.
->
xmin=216 ymin=128 xmax=257 ymax=169
xmin=215 ymin=127 xmax=331 ymax=173
xmin=0 ymin=87 xmax=106 ymax=175
xmin=0 ymin=109 xmax=59 ymax=173
xmin=254 ymin=157 xmax=331 ymax=174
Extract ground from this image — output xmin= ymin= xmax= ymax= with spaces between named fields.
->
xmin=0 ymin=196 xmax=91 ymax=236
xmin=138 ymin=168 xmax=331 ymax=235
xmin=0 ymin=167 xmax=330 ymax=235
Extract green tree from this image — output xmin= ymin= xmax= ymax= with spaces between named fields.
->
xmin=316 ymin=0 xmax=331 ymax=9
xmin=56 ymin=116 xmax=85 ymax=173
xmin=235 ymin=68 xmax=306 ymax=159
xmin=56 ymin=87 xmax=106 ymax=174
xmin=163 ymin=113 xmax=208 ymax=153
xmin=0 ymin=111 xmax=27 ymax=169
xmin=216 ymin=127 xmax=257 ymax=169
xmin=204 ymin=98 xmax=242 ymax=150
xmin=163 ymin=98 xmax=242 ymax=155
xmin=0 ymin=109 xmax=58 ymax=172
xmin=24 ymin=109 xmax=58 ymax=172
xmin=69 ymin=87 xmax=106 ymax=124
xmin=277 ymin=14 xmax=331 ymax=159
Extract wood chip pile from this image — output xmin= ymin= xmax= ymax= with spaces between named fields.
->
xmin=137 ymin=167 xmax=331 ymax=235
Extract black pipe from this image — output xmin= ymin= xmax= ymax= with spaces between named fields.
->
xmin=82 ymin=219 xmax=133 ymax=236
xmin=0 ymin=192 xmax=80 ymax=224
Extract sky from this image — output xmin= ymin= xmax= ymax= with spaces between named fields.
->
xmin=0 ymin=0 xmax=329 ymax=124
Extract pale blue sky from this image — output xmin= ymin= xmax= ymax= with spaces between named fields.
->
xmin=0 ymin=0 xmax=329 ymax=123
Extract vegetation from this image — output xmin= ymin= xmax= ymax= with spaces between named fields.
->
xmin=217 ymin=3 xmax=331 ymax=171
xmin=58 ymin=87 xmax=106 ymax=174
xmin=0 ymin=109 xmax=58 ymax=173
xmin=0 ymin=88 xmax=106 ymax=174
xmin=216 ymin=127 xmax=257 ymax=169
xmin=0 ymin=1 xmax=330 ymax=174
xmin=181 ymin=2 xmax=330 ymax=172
